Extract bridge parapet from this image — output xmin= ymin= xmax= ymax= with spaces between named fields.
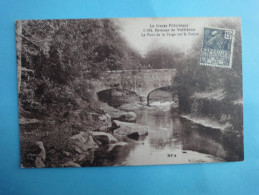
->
xmin=92 ymin=68 xmax=177 ymax=104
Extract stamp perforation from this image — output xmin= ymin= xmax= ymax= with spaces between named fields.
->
xmin=200 ymin=26 xmax=235 ymax=68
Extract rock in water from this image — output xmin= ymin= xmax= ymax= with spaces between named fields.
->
xmin=112 ymin=120 xmax=149 ymax=138
xmin=108 ymin=142 xmax=128 ymax=151
xmin=70 ymin=132 xmax=98 ymax=154
xmin=69 ymin=132 xmax=98 ymax=164
xmin=89 ymin=131 xmax=118 ymax=145
xmin=127 ymin=132 xmax=141 ymax=140
xmin=121 ymin=112 xmax=137 ymax=122
xmin=108 ymin=108 xmax=137 ymax=122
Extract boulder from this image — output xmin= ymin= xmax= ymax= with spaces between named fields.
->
xmin=35 ymin=141 xmax=46 ymax=161
xmin=62 ymin=162 xmax=81 ymax=168
xmin=108 ymin=142 xmax=128 ymax=152
xmin=112 ymin=120 xmax=149 ymax=139
xmin=34 ymin=141 xmax=46 ymax=168
xmin=35 ymin=156 xmax=45 ymax=168
xmin=98 ymin=126 xmax=110 ymax=132
xmin=96 ymin=113 xmax=112 ymax=128
xmin=69 ymin=132 xmax=98 ymax=164
xmin=112 ymin=111 xmax=137 ymax=122
xmin=121 ymin=112 xmax=137 ymax=122
xmin=127 ymin=132 xmax=141 ymax=140
xmin=89 ymin=131 xmax=118 ymax=145
xmin=118 ymin=103 xmax=142 ymax=111
xmin=70 ymin=132 xmax=98 ymax=154
xmin=21 ymin=141 xmax=47 ymax=168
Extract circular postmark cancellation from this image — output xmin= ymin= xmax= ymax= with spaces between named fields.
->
xmin=200 ymin=27 xmax=235 ymax=68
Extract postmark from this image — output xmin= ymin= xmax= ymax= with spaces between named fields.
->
xmin=200 ymin=27 xmax=235 ymax=68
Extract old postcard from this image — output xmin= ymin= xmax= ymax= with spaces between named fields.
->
xmin=16 ymin=17 xmax=243 ymax=168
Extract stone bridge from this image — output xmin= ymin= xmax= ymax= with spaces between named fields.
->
xmin=92 ymin=69 xmax=177 ymax=105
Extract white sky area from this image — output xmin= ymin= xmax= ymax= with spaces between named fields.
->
xmin=113 ymin=17 xmax=238 ymax=56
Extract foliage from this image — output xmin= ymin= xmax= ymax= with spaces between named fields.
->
xmin=18 ymin=19 xmax=142 ymax=167
xmin=142 ymin=47 xmax=181 ymax=69
xmin=18 ymin=19 xmax=142 ymax=116
xmin=174 ymin=20 xmax=242 ymax=114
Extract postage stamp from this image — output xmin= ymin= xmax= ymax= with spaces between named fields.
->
xmin=200 ymin=27 xmax=235 ymax=68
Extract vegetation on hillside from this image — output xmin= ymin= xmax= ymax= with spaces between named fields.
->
xmin=174 ymin=20 xmax=242 ymax=114
xmin=172 ymin=20 xmax=243 ymax=160
xmin=17 ymin=19 xmax=143 ymax=167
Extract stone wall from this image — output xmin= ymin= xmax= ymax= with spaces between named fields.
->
xmin=92 ymin=69 xmax=177 ymax=99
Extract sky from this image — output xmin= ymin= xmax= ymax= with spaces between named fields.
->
xmin=114 ymin=17 xmax=239 ymax=56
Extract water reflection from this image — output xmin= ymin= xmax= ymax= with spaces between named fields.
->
xmin=90 ymin=102 xmax=242 ymax=166
xmin=180 ymin=120 xmax=227 ymax=160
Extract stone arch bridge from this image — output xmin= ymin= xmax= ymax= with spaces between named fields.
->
xmin=92 ymin=69 xmax=177 ymax=105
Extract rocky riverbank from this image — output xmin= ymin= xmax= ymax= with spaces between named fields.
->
xmin=20 ymin=87 xmax=176 ymax=168
xmin=21 ymin=101 xmax=152 ymax=168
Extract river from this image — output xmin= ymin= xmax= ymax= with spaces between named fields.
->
xmin=89 ymin=101 xmax=243 ymax=166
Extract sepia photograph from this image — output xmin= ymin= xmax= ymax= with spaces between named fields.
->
xmin=16 ymin=17 xmax=243 ymax=168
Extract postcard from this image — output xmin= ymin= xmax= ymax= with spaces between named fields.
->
xmin=16 ymin=17 xmax=243 ymax=168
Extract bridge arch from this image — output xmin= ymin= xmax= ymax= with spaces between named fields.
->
xmin=92 ymin=69 xmax=177 ymax=106
xmin=146 ymin=86 xmax=172 ymax=106
xmin=97 ymin=88 xmax=139 ymax=108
